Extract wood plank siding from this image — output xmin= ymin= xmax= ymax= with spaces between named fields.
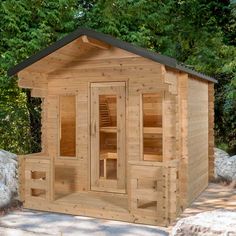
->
xmin=14 ymin=33 xmax=214 ymax=226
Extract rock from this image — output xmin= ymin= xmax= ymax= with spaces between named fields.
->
xmin=214 ymin=148 xmax=230 ymax=159
xmin=0 ymin=149 xmax=18 ymax=208
xmin=214 ymin=148 xmax=236 ymax=181
xmin=0 ymin=149 xmax=17 ymax=161
xmin=172 ymin=210 xmax=236 ymax=236
xmin=0 ymin=182 xmax=12 ymax=207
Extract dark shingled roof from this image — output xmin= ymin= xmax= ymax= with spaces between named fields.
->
xmin=7 ymin=27 xmax=217 ymax=83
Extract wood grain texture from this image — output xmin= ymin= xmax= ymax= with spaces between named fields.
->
xmin=15 ymin=40 xmax=213 ymax=226
xmin=177 ymin=72 xmax=188 ymax=209
xmin=187 ymin=77 xmax=209 ymax=204
xmin=208 ymin=83 xmax=215 ymax=181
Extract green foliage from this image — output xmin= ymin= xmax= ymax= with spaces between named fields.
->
xmin=215 ymin=73 xmax=236 ymax=154
xmin=0 ymin=76 xmax=31 ymax=154
xmin=0 ymin=0 xmax=79 ymax=154
xmin=0 ymin=0 xmax=235 ymax=154
xmin=78 ymin=0 xmax=236 ymax=153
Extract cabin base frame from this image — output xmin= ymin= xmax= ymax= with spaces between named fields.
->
xmin=13 ymin=29 xmax=215 ymax=228
xmin=23 ymin=200 xmax=165 ymax=226
xmin=19 ymin=155 xmax=179 ymax=227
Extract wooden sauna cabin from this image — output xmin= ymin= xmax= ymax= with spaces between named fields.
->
xmin=8 ymin=28 xmax=217 ymax=226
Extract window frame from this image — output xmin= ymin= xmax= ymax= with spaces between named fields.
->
xmin=140 ymin=93 xmax=163 ymax=162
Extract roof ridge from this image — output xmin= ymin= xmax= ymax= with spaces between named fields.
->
xmin=7 ymin=27 xmax=217 ymax=83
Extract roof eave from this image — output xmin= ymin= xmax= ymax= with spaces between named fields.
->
xmin=176 ymin=65 xmax=218 ymax=83
xmin=7 ymin=27 xmax=217 ymax=83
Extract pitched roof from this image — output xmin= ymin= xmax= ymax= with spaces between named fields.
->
xmin=7 ymin=27 xmax=217 ymax=83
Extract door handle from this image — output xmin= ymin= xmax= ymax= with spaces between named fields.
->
xmin=91 ymin=120 xmax=96 ymax=136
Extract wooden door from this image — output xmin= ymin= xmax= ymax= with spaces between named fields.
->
xmin=90 ymin=82 xmax=126 ymax=193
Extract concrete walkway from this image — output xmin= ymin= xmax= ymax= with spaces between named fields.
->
xmin=179 ymin=183 xmax=236 ymax=218
xmin=0 ymin=183 xmax=235 ymax=235
xmin=0 ymin=210 xmax=168 ymax=236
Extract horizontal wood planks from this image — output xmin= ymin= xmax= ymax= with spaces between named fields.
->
xmin=15 ymin=40 xmax=213 ymax=226
xmin=187 ymin=77 xmax=209 ymax=204
xmin=21 ymin=156 xmax=51 ymax=201
xmin=16 ymin=38 xmax=140 ymax=75
xmin=128 ymin=161 xmax=179 ymax=226
xmin=45 ymin=52 xmax=168 ymax=197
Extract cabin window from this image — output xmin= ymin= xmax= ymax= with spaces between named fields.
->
xmin=142 ymin=93 xmax=163 ymax=161
xmin=99 ymin=95 xmax=117 ymax=180
xmin=59 ymin=96 xmax=76 ymax=157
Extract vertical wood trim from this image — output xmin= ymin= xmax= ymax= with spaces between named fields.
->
xmin=41 ymin=97 xmax=48 ymax=154
xmin=47 ymin=95 xmax=59 ymax=201
xmin=46 ymin=170 xmax=50 ymax=201
xmin=162 ymin=91 xmax=176 ymax=161
xmin=117 ymin=85 xmax=126 ymax=189
xmin=75 ymin=95 xmax=78 ymax=159
xmin=87 ymin=83 xmax=91 ymax=190
xmin=125 ymin=79 xmax=129 ymax=193
xmin=178 ymin=72 xmax=188 ymax=209
xmin=130 ymin=178 xmax=138 ymax=210
xmin=18 ymin=155 xmax=25 ymax=202
xmin=162 ymin=92 xmax=165 ymax=162
xmin=139 ymin=94 xmax=143 ymax=161
xmin=90 ymin=88 xmax=100 ymax=187
xmin=156 ymin=167 xmax=166 ymax=225
xmin=163 ymin=166 xmax=169 ymax=225
xmin=167 ymin=166 xmax=178 ymax=224
xmin=128 ymin=93 xmax=141 ymax=161
xmin=208 ymin=83 xmax=215 ymax=181
xmin=127 ymin=162 xmax=131 ymax=211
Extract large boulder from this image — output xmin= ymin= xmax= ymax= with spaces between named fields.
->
xmin=0 ymin=182 xmax=12 ymax=207
xmin=214 ymin=148 xmax=230 ymax=159
xmin=214 ymin=148 xmax=236 ymax=181
xmin=0 ymin=150 xmax=18 ymax=208
xmin=172 ymin=210 xmax=236 ymax=236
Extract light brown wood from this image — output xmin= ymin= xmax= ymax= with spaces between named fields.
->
xmin=90 ymin=82 xmax=126 ymax=193
xmin=143 ymin=127 xmax=162 ymax=134
xmin=208 ymin=83 xmax=215 ymax=181
xmin=100 ymin=127 xmax=117 ymax=133
xmin=187 ymin=77 xmax=209 ymax=204
xmin=18 ymin=155 xmax=25 ymax=202
xmin=81 ymin=36 xmax=110 ymax=50
xmin=15 ymin=38 xmax=214 ymax=226
xmin=31 ymin=88 xmax=47 ymax=97
xmin=21 ymin=155 xmax=51 ymax=201
xmin=59 ymin=96 xmax=76 ymax=157
xmin=177 ymin=72 xmax=188 ymax=209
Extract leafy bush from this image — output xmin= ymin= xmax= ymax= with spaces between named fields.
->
xmin=0 ymin=0 xmax=235 ymax=154
xmin=0 ymin=0 xmax=79 ymax=154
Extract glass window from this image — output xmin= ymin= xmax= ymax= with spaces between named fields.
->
xmin=142 ymin=94 xmax=162 ymax=161
xmin=59 ymin=96 xmax=76 ymax=157
xmin=99 ymin=95 xmax=117 ymax=179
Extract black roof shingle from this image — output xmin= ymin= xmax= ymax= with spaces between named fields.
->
xmin=7 ymin=27 xmax=217 ymax=83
